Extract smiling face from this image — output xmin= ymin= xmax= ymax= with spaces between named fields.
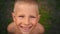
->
xmin=12 ymin=1 xmax=40 ymax=34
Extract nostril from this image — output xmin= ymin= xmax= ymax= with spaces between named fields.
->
xmin=29 ymin=26 xmax=32 ymax=28
xmin=20 ymin=26 xmax=23 ymax=28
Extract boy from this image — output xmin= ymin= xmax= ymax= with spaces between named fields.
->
xmin=7 ymin=0 xmax=45 ymax=34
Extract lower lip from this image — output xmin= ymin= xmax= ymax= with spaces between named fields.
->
xmin=22 ymin=28 xmax=30 ymax=32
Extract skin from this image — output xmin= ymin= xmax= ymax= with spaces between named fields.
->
xmin=7 ymin=1 xmax=45 ymax=34
xmin=7 ymin=22 xmax=44 ymax=34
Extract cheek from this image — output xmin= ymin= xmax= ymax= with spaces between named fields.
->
xmin=14 ymin=17 xmax=21 ymax=25
xmin=30 ymin=18 xmax=38 ymax=26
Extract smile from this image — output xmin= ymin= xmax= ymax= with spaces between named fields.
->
xmin=19 ymin=25 xmax=32 ymax=32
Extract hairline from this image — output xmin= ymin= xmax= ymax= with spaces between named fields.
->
xmin=13 ymin=0 xmax=39 ymax=15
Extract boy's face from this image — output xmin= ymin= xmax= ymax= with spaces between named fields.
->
xmin=12 ymin=3 xmax=40 ymax=34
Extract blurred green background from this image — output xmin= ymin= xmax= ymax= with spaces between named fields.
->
xmin=0 ymin=0 xmax=60 ymax=34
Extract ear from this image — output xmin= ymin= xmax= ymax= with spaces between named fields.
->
xmin=38 ymin=15 xmax=41 ymax=20
xmin=37 ymin=15 xmax=41 ymax=22
xmin=12 ymin=12 xmax=15 ymax=22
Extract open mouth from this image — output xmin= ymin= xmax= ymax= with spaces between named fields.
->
xmin=19 ymin=25 xmax=32 ymax=32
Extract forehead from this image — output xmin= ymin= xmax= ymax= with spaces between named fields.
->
xmin=13 ymin=1 xmax=39 ymax=15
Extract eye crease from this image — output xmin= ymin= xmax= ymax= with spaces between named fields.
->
xmin=19 ymin=16 xmax=24 ymax=18
xmin=30 ymin=16 xmax=36 ymax=18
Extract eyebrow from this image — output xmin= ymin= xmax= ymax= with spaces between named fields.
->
xmin=30 ymin=14 xmax=36 ymax=16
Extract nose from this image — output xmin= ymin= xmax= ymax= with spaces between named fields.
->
xmin=24 ymin=17 xmax=30 ymax=25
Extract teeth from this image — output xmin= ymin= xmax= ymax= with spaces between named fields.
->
xmin=21 ymin=26 xmax=30 ymax=30
xmin=20 ymin=26 xmax=32 ymax=32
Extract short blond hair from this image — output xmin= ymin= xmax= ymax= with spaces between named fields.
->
xmin=13 ymin=0 xmax=39 ymax=14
